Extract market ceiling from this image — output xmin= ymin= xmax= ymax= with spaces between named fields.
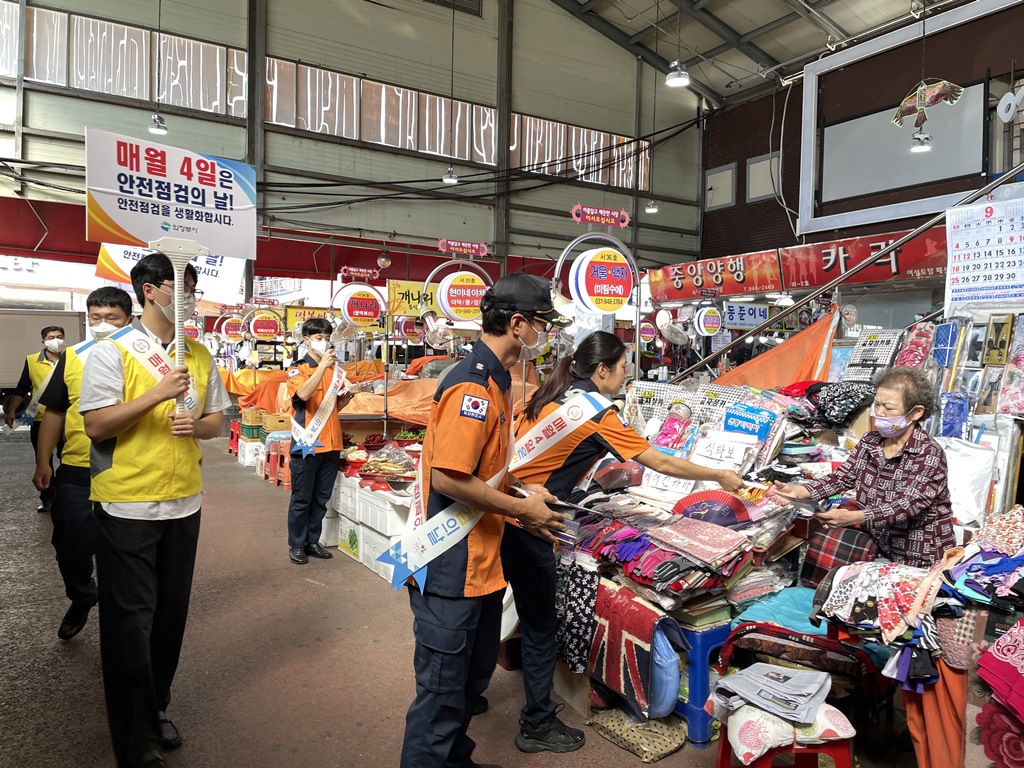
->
xmin=561 ymin=0 xmax=973 ymax=107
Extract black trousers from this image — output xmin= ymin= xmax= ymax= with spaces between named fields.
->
xmin=400 ymin=588 xmax=503 ymax=768
xmin=286 ymin=450 xmax=340 ymax=549
xmin=30 ymin=420 xmax=57 ymax=507
xmin=93 ymin=505 xmax=200 ymax=768
xmin=50 ymin=464 xmax=97 ymax=608
xmin=500 ymin=522 xmax=559 ymax=728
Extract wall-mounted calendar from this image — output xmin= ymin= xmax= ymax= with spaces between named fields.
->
xmin=945 ymin=198 xmax=1024 ymax=313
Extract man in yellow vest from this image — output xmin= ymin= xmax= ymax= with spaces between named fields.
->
xmin=32 ymin=287 xmax=134 ymax=641
xmin=5 ymin=324 xmax=66 ymax=512
xmin=80 ymin=253 xmax=230 ymax=768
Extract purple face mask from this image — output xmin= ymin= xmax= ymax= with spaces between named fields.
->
xmin=870 ymin=405 xmax=913 ymax=438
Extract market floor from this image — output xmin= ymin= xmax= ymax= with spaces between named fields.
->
xmin=0 ymin=434 xmax=914 ymax=768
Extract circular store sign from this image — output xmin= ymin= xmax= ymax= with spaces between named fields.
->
xmin=222 ymin=316 xmax=245 ymax=341
xmin=398 ymin=317 xmax=424 ymax=344
xmin=184 ymin=322 xmax=200 ymax=340
xmin=569 ymin=248 xmax=634 ymax=315
xmin=341 ymin=287 xmax=382 ymax=328
xmin=639 ymin=321 xmax=658 ymax=343
xmin=438 ymin=272 xmax=487 ymax=322
xmin=693 ymin=307 xmax=722 ymax=336
xmin=251 ymin=311 xmax=281 ymax=340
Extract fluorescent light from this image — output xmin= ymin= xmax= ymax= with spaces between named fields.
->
xmin=665 ymin=60 xmax=690 ymax=88
xmin=764 ymin=292 xmax=784 ymax=299
xmin=645 ymin=199 xmax=659 ymax=214
xmin=148 ymin=113 xmax=168 ymax=136
xmin=910 ymin=130 xmax=932 ymax=153
xmin=775 ymin=293 xmax=795 ymax=307
xmin=442 ymin=166 xmax=459 ymax=184
xmin=729 ymin=296 xmax=756 ymax=302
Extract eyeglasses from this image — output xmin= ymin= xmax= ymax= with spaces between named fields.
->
xmin=525 ymin=315 xmax=553 ymax=334
xmin=154 ymin=284 xmax=204 ymax=302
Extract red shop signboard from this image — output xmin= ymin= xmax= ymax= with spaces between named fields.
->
xmin=648 ymin=249 xmax=782 ymax=302
xmin=778 ymin=226 xmax=947 ymax=290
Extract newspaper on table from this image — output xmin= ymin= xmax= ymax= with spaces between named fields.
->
xmin=711 ymin=662 xmax=831 ymax=724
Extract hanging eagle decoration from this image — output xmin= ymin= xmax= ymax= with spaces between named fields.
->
xmin=892 ymin=79 xmax=964 ymax=129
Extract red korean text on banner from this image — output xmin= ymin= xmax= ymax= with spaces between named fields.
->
xmin=570 ymin=204 xmax=630 ymax=229
xmin=648 ymin=250 xmax=782 ymax=302
xmin=437 ymin=239 xmax=489 ymax=258
xmin=343 ymin=289 xmax=382 ymax=327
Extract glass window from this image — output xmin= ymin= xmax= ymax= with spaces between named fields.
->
xmin=154 ymin=33 xmax=226 ymax=114
xmin=265 ymin=57 xmax=296 ymax=127
xmin=226 ymin=48 xmax=246 ymax=118
xmin=0 ymin=1 xmax=18 ymax=79
xmin=512 ymin=115 xmax=566 ymax=176
xmin=25 ymin=7 xmax=67 ymax=85
xmin=297 ymin=64 xmax=358 ymax=139
xmin=70 ymin=15 xmax=148 ymax=100
xmin=361 ymin=80 xmax=417 ymax=150
xmin=567 ymin=126 xmax=609 ymax=185
xmin=746 ymin=152 xmax=781 ymax=203
xmin=472 ymin=104 xmax=496 ymax=165
xmin=417 ymin=93 xmax=471 ymax=160
xmin=705 ymin=163 xmax=737 ymax=211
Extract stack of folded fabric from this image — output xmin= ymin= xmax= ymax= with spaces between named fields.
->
xmin=976 ymin=617 xmax=1024 ymax=724
xmin=947 ymin=506 xmax=1024 ymax=609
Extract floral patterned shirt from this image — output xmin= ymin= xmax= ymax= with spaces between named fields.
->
xmin=803 ymin=427 xmax=955 ymax=568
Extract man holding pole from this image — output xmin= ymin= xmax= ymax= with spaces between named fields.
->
xmin=80 ymin=252 xmax=230 ymax=768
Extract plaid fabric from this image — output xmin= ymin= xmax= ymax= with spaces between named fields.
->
xmin=800 ymin=527 xmax=879 ymax=588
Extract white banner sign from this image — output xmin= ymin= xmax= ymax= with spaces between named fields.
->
xmin=85 ymin=128 xmax=257 ymax=261
xmin=97 ymin=243 xmax=246 ymax=305
xmin=722 ymin=302 xmax=770 ymax=330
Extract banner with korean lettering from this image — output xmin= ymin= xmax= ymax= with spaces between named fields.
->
xmin=648 ymin=250 xmax=782 ymax=302
xmin=85 ymin=129 xmax=257 ymax=260
xmin=778 ymin=226 xmax=947 ymax=290
xmin=387 ymin=279 xmax=443 ymax=318
xmin=96 ymin=243 xmax=245 ymax=304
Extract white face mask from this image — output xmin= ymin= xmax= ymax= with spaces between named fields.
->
xmin=44 ymin=338 xmax=65 ymax=354
xmin=90 ymin=322 xmax=118 ymax=340
xmin=517 ymin=323 xmax=550 ymax=363
xmin=309 ymin=339 xmax=329 ymax=356
xmin=159 ymin=298 xmax=196 ymax=323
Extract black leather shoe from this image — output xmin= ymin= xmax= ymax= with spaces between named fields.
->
xmin=289 ymin=547 xmax=308 ymax=565
xmin=304 ymin=542 xmax=333 ymax=559
xmin=472 ymin=695 xmax=489 ymax=716
xmin=37 ymin=503 xmax=51 ymax=514
xmin=156 ymin=711 xmax=182 ymax=750
xmin=57 ymin=603 xmax=92 ymax=641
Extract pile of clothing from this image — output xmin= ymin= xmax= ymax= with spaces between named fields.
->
xmin=948 ymin=505 xmax=1024 ymax=609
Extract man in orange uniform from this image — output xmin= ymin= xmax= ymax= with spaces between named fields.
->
xmin=399 ymin=274 xmax=571 ymax=768
xmin=285 ymin=317 xmax=349 ymax=565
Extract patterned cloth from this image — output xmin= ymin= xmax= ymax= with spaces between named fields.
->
xmin=645 ymin=516 xmax=749 ymax=569
xmin=800 ymin=527 xmax=880 ymax=588
xmin=802 ymin=427 xmax=955 ymax=568
xmin=977 ymin=617 xmax=1024 ymax=726
xmin=555 ymin=559 xmax=599 ymax=673
xmin=974 ymin=505 xmax=1024 ymax=557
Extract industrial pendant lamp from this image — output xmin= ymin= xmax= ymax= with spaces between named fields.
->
xmin=149 ymin=0 xmax=169 ymax=136
xmin=441 ymin=5 xmax=458 ymax=186
xmin=910 ymin=130 xmax=932 ymax=153
xmin=665 ymin=60 xmax=690 ymax=89
xmin=645 ymin=199 xmax=659 ymax=214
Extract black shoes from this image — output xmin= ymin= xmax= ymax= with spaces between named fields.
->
xmin=304 ymin=542 xmax=333 ymax=559
xmin=157 ymin=711 xmax=182 ymax=750
xmin=57 ymin=603 xmax=92 ymax=640
xmin=472 ymin=695 xmax=489 ymax=716
xmin=289 ymin=547 xmax=308 ymax=565
xmin=514 ymin=714 xmax=586 ymax=753
xmin=37 ymin=503 xmax=51 ymax=514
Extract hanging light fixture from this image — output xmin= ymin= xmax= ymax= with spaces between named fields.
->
xmin=910 ymin=130 xmax=932 ymax=153
xmin=666 ymin=60 xmax=690 ymax=89
xmin=442 ymin=166 xmax=459 ymax=185
xmin=441 ymin=4 xmax=458 ymax=186
xmin=645 ymin=199 xmax=659 ymax=214
xmin=149 ymin=0 xmax=168 ymax=136
xmin=377 ymin=249 xmax=392 ymax=269
xmin=775 ymin=292 xmax=795 ymax=307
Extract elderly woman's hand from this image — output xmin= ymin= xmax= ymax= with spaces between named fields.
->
xmin=815 ymin=508 xmax=866 ymax=528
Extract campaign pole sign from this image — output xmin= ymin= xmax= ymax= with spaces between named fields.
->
xmin=96 ymin=243 xmax=246 ymax=304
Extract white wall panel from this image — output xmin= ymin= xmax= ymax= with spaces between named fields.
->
xmin=638 ymin=76 xmax=700 ymax=204
xmin=512 ymin=0 xmax=635 ymax=135
xmin=38 ymin=0 xmax=247 ymax=48
xmin=0 ymin=84 xmax=15 ymax=124
xmin=267 ymin=0 xmax=498 ymax=106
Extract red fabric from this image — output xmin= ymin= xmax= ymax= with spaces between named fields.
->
xmin=778 ymin=381 xmax=821 ymax=397
xmin=404 ymin=355 xmax=451 ymax=377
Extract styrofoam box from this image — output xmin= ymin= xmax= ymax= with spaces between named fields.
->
xmin=358 ymin=492 xmax=409 ymax=537
xmin=361 ymin=525 xmax=401 ymax=582
xmin=318 ymin=515 xmax=340 ymax=548
xmin=237 ymin=441 xmax=263 ymax=467
xmin=337 ymin=514 xmax=362 ymax=561
xmin=331 ymin=475 xmax=359 ymax=519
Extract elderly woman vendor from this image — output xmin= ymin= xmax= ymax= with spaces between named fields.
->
xmin=768 ymin=366 xmax=955 ymax=568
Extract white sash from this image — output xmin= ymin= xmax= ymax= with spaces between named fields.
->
xmin=378 ymin=390 xmax=612 ymax=591
xmin=24 ymin=357 xmax=57 ymax=418
xmin=106 ymin=327 xmax=201 ymax=415
xmin=291 ymin=364 xmax=349 ymax=456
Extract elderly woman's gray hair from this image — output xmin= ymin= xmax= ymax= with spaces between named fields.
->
xmin=871 ymin=366 xmax=936 ymax=420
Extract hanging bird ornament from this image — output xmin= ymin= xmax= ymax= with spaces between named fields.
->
xmin=891 ymin=79 xmax=963 ymax=129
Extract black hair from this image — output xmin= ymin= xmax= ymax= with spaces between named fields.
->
xmin=86 ymin=286 xmax=133 ymax=318
xmin=41 ymin=326 xmax=64 ymax=339
xmin=301 ymin=317 xmax=333 ymax=337
xmin=479 ymin=288 xmax=515 ymax=336
xmin=524 ymin=331 xmax=626 ymax=421
xmin=130 ymin=252 xmax=200 ymax=305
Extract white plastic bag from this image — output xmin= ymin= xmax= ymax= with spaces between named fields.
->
xmin=934 ymin=437 xmax=996 ymax=527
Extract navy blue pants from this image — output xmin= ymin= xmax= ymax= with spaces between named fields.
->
xmin=50 ymin=464 xmax=97 ymax=608
xmin=287 ymin=450 xmax=340 ymax=549
xmin=501 ymin=522 xmax=559 ymax=728
xmin=400 ymin=587 xmax=503 ymax=768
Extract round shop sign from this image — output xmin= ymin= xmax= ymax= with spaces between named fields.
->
xmin=251 ymin=311 xmax=281 ymax=340
xmin=398 ymin=317 xmax=424 ymax=344
xmin=184 ymin=322 xmax=200 ymax=340
xmin=693 ymin=307 xmax=722 ymax=336
xmin=223 ymin=316 xmax=244 ymax=341
xmin=639 ymin=321 xmax=658 ymax=343
xmin=438 ymin=272 xmax=487 ymax=322
xmin=569 ymin=248 xmax=634 ymax=315
xmin=341 ymin=287 xmax=382 ymax=327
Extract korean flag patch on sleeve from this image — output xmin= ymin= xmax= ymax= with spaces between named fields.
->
xmin=460 ymin=394 xmax=489 ymax=421
xmin=288 ymin=367 xmax=302 ymax=378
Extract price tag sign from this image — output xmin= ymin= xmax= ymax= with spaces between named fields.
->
xmin=945 ymin=199 xmax=1024 ymax=314
xmin=642 ymin=468 xmax=695 ymax=495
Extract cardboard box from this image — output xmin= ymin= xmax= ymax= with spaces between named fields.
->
xmin=263 ymin=412 xmax=291 ymax=432
xmin=361 ymin=525 xmax=401 ymax=582
xmin=337 ymin=515 xmax=362 ymax=561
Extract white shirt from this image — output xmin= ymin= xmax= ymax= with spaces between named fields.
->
xmin=79 ymin=320 xmax=231 ymax=521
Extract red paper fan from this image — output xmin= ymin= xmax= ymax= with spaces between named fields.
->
xmin=671 ymin=490 xmax=759 ymax=528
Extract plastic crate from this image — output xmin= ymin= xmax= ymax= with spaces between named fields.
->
xmin=358 ymin=491 xmax=409 ymax=537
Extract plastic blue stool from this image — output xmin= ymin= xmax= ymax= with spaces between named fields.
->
xmin=673 ymin=622 xmax=732 ymax=748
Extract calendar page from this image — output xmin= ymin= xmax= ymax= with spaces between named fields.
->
xmin=945 ymin=199 xmax=1024 ymax=314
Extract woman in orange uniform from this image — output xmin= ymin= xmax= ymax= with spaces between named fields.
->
xmin=500 ymin=330 xmax=744 ymax=754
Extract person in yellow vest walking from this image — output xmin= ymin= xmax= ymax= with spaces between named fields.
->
xmin=32 ymin=287 xmax=134 ymax=641
xmin=5 ymin=325 xmax=66 ymax=512
xmin=80 ymin=253 xmax=230 ymax=768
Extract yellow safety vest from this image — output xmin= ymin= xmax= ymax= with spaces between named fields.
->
xmin=59 ymin=343 xmax=91 ymax=468
xmin=90 ymin=337 xmax=211 ymax=503
xmin=26 ymin=352 xmax=57 ymax=422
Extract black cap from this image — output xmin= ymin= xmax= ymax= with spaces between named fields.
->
xmin=489 ymin=273 xmax=571 ymax=327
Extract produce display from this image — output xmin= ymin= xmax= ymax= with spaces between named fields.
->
xmin=395 ymin=429 xmax=427 ymax=440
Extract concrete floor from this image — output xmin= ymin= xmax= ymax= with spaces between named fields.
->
xmin=0 ymin=433 xmax=915 ymax=768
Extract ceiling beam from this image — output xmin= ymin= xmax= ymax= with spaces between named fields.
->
xmin=671 ymin=0 xmax=780 ymax=71
xmin=777 ymin=0 xmax=848 ymax=43
xmin=546 ymin=0 xmax=724 ymax=107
